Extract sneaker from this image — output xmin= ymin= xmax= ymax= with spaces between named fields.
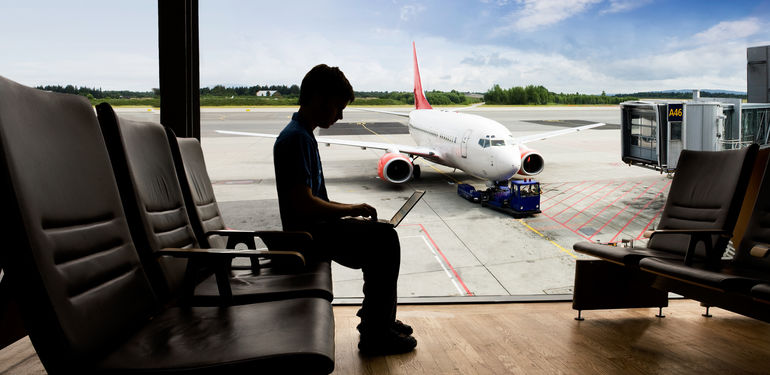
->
xmin=358 ymin=328 xmax=417 ymax=355
xmin=393 ymin=319 xmax=413 ymax=335
xmin=357 ymin=320 xmax=414 ymax=336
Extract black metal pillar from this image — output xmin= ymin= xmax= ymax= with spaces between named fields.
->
xmin=158 ymin=0 xmax=200 ymax=139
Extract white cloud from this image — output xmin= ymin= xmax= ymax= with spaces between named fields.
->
xmin=693 ymin=18 xmax=762 ymax=45
xmin=5 ymin=52 xmax=158 ymax=91
xmin=600 ymin=0 xmax=653 ymax=15
xmin=400 ymin=4 xmax=426 ymax=21
xmin=595 ymin=18 xmax=765 ymax=93
xmin=198 ymin=25 xmax=751 ymax=97
xmin=495 ymin=0 xmax=602 ymax=33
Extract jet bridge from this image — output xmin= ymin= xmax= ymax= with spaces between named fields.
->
xmin=620 ymin=96 xmax=770 ymax=172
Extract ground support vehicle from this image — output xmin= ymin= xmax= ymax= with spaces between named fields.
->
xmin=457 ymin=180 xmax=541 ymax=218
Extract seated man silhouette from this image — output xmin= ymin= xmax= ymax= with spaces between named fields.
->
xmin=273 ymin=64 xmax=416 ymax=355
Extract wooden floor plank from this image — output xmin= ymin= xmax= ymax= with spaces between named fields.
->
xmin=335 ymin=300 xmax=770 ymax=375
xmin=2 ymin=300 xmax=769 ymax=374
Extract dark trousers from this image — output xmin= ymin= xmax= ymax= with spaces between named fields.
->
xmin=307 ymin=218 xmax=401 ymax=330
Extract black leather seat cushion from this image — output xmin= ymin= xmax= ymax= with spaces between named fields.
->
xmin=640 ymin=257 xmax=769 ymax=292
xmin=194 ymin=260 xmax=333 ymax=304
xmin=573 ymin=241 xmax=688 ymax=266
xmin=97 ymin=298 xmax=334 ymax=374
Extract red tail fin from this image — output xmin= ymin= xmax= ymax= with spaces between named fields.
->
xmin=413 ymin=42 xmax=432 ymax=110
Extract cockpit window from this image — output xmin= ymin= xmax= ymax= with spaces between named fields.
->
xmin=478 ymin=139 xmax=490 ymax=148
xmin=491 ymin=140 xmax=506 ymax=146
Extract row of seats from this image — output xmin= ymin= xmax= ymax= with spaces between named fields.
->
xmin=573 ymin=143 xmax=770 ymax=322
xmin=0 ymin=75 xmax=336 ymax=373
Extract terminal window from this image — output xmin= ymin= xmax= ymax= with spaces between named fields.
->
xmin=629 ymin=109 xmax=657 ymax=161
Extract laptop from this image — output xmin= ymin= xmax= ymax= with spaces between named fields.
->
xmin=382 ymin=190 xmax=425 ymax=227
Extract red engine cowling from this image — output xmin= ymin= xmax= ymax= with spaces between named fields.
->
xmin=518 ymin=145 xmax=545 ymax=176
xmin=377 ymin=152 xmax=413 ymax=183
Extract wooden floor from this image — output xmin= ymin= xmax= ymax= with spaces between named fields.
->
xmin=2 ymin=300 xmax=770 ymax=374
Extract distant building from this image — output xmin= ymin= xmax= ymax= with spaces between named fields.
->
xmin=256 ymin=90 xmax=278 ymax=97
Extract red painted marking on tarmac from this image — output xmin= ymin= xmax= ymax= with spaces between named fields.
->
xmin=401 ymin=224 xmax=473 ymax=296
xmin=633 ymin=179 xmax=674 ymax=240
xmin=636 ymin=205 xmax=665 ymax=240
xmin=540 ymin=181 xmax=568 ymax=195
xmin=542 ymin=180 xmax=600 ymax=211
xmin=577 ymin=181 xmax=643 ymax=232
xmin=552 ymin=181 xmax=612 ymax=217
xmin=538 ymin=210 xmax=593 ymax=241
xmin=540 ymin=181 xmax=585 ymax=204
xmin=588 ymin=180 xmax=659 ymax=241
xmin=563 ymin=181 xmax=627 ymax=225
xmin=610 ymin=179 xmax=672 ymax=242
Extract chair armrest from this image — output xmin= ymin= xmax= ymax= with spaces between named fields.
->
xmin=205 ymin=230 xmax=313 ymax=251
xmin=158 ymin=247 xmax=306 ymax=303
xmin=646 ymin=228 xmax=731 ymax=239
xmin=648 ymin=229 xmax=731 ymax=266
xmin=158 ymin=247 xmax=306 ymax=267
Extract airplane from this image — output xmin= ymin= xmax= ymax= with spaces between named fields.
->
xmin=217 ymin=42 xmax=605 ymax=185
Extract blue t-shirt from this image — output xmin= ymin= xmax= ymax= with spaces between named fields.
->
xmin=274 ymin=112 xmax=329 ymax=230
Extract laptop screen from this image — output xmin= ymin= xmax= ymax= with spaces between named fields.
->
xmin=389 ymin=190 xmax=425 ymax=227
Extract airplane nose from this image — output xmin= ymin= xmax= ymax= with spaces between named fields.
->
xmin=493 ymin=147 xmax=520 ymax=180
xmin=508 ymin=145 xmax=521 ymax=173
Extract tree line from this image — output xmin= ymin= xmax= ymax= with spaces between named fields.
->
xmin=52 ymin=83 xmax=752 ymax=107
xmin=39 ymin=83 xmax=745 ymax=106
xmin=354 ymin=90 xmax=480 ymax=105
xmin=483 ymin=84 xmax=637 ymax=105
xmin=614 ymin=90 xmax=747 ymax=100
xmin=35 ymin=85 xmax=155 ymax=100
xmin=200 ymin=84 xmax=300 ymax=97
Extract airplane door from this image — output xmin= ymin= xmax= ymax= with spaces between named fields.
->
xmin=461 ymin=130 xmax=472 ymax=158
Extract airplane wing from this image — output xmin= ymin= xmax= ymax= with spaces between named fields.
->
xmin=516 ymin=122 xmax=605 ymax=144
xmin=215 ymin=130 xmax=438 ymax=158
xmin=445 ymin=102 xmax=485 ymax=112
xmin=351 ymin=102 xmax=484 ymax=117
xmin=349 ymin=107 xmax=410 ymax=117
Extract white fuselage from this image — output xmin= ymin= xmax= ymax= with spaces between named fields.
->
xmin=407 ymin=109 xmax=521 ymax=181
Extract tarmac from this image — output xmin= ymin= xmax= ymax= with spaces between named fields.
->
xmin=117 ymin=106 xmax=668 ymax=300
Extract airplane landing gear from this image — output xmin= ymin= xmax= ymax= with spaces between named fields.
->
xmin=412 ymin=164 xmax=421 ymax=180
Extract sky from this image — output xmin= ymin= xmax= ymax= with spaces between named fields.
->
xmin=1 ymin=0 xmax=768 ymax=94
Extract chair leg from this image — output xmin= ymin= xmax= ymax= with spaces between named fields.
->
xmin=702 ymin=306 xmax=712 ymax=318
xmin=575 ymin=310 xmax=584 ymax=321
xmin=655 ymin=307 xmax=665 ymax=318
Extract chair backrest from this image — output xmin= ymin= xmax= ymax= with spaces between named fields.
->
xmin=96 ymin=103 xmax=197 ymax=300
xmin=649 ymin=145 xmax=758 ymax=258
xmin=0 ymin=76 xmax=157 ymax=371
xmin=166 ymin=133 xmax=228 ymax=248
xmin=733 ymin=152 xmax=770 ymax=271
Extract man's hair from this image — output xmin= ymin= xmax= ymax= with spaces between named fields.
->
xmin=299 ymin=64 xmax=355 ymax=106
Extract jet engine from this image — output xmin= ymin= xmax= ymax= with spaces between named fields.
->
xmin=518 ymin=145 xmax=545 ymax=176
xmin=378 ymin=152 xmax=413 ymax=183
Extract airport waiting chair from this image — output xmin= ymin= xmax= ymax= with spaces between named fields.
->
xmin=636 ymin=153 xmax=770 ymax=320
xmin=575 ymin=146 xmax=758 ymax=267
xmin=95 ymin=103 xmax=333 ymax=305
xmin=166 ymin=131 xmax=335 ymax=285
xmin=0 ymin=76 xmax=334 ymax=373
xmin=571 ymin=146 xmax=757 ymax=318
xmin=165 ymin=130 xmax=324 ymax=259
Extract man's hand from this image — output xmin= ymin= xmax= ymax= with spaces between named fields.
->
xmin=350 ymin=203 xmax=377 ymax=221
